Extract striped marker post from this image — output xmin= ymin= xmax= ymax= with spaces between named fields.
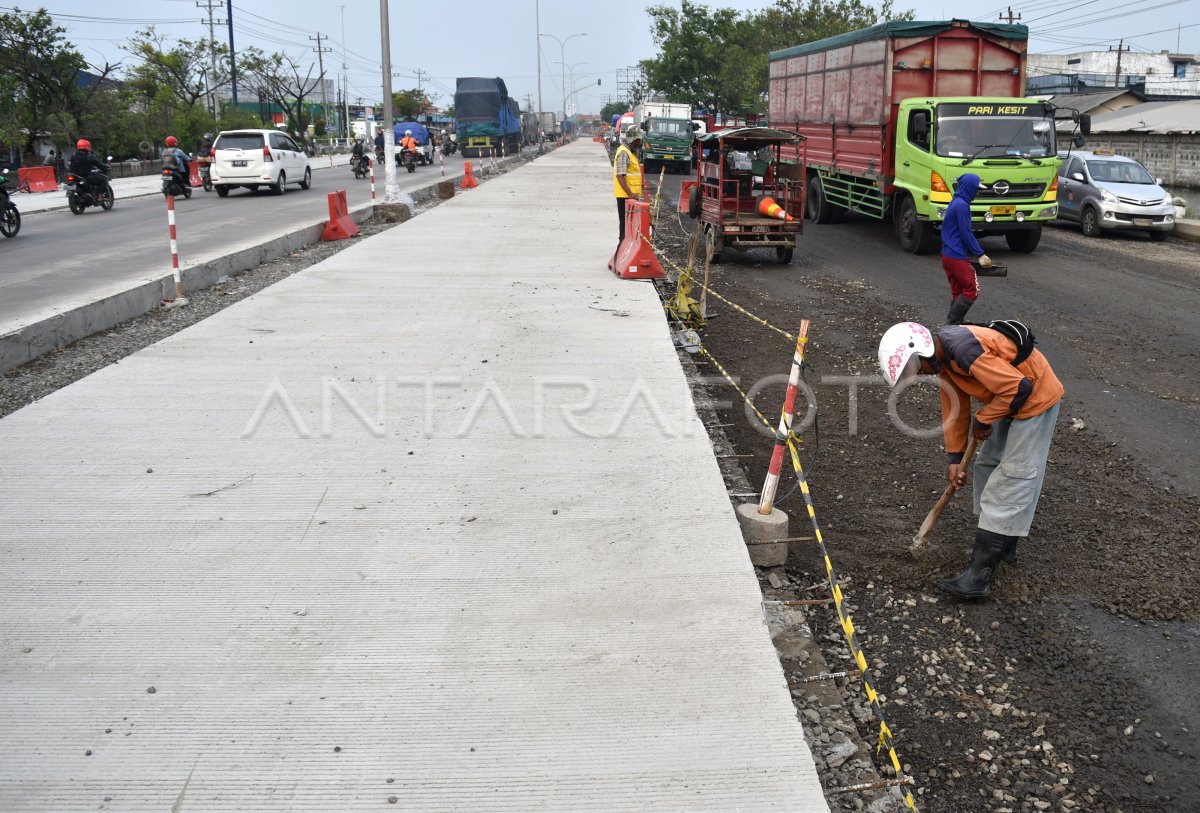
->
xmin=163 ymin=194 xmax=187 ymax=307
xmin=440 ymin=151 xmax=445 ymax=178
xmin=757 ymin=319 xmax=811 ymax=515
xmin=369 ymin=158 xmax=376 ymax=202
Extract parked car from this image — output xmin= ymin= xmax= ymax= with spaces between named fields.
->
xmin=1056 ymin=149 xmax=1175 ymax=241
xmin=210 ymin=129 xmax=312 ymax=197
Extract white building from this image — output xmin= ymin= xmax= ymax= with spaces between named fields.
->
xmin=1028 ymin=50 xmax=1200 ymax=97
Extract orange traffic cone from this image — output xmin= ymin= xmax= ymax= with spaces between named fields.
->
xmin=461 ymin=161 xmax=479 ymax=189
xmin=757 ymin=196 xmax=793 ymax=221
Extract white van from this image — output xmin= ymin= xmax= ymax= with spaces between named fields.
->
xmin=210 ymin=129 xmax=312 ymax=197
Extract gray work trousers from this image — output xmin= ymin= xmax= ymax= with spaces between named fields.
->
xmin=973 ymin=403 xmax=1060 ymax=537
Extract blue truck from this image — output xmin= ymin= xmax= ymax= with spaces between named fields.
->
xmin=454 ymin=77 xmax=522 ymax=158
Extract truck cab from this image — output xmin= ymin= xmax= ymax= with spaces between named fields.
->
xmin=894 ymin=98 xmax=1060 ymax=253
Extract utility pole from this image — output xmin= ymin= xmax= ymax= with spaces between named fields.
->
xmin=197 ymin=0 xmax=223 ymax=121
xmin=379 ymin=0 xmax=398 ymax=201
xmin=1111 ymin=39 xmax=1130 ymax=87
xmin=999 ymin=6 xmax=1021 ymax=23
xmin=226 ymin=0 xmax=237 ymax=105
xmin=311 ymin=33 xmax=332 ymax=141
xmin=535 ymin=0 xmax=544 ymax=153
xmin=339 ymin=5 xmax=350 ymax=143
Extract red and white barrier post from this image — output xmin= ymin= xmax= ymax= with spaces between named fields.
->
xmin=369 ymin=158 xmax=376 ymax=202
xmin=162 ymin=194 xmax=188 ymax=308
xmin=757 ymin=320 xmax=811 ymax=514
xmin=440 ymin=151 xmax=445 ymax=178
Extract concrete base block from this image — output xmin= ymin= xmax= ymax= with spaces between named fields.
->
xmin=735 ymin=503 xmax=789 ymax=568
xmin=374 ymin=202 xmax=412 ymax=223
xmin=437 ymin=181 xmax=455 ymax=200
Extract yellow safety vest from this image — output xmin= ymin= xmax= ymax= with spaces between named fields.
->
xmin=613 ymin=144 xmax=643 ymax=199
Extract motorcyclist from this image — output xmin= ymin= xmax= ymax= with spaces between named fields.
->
xmin=351 ymin=136 xmax=368 ymax=169
xmin=197 ymin=132 xmax=215 ymax=160
xmin=374 ymin=129 xmax=385 ymax=153
xmin=161 ymin=135 xmax=192 ymax=186
xmin=69 ymin=139 xmax=110 ymax=198
xmin=399 ymin=129 xmax=419 ymax=153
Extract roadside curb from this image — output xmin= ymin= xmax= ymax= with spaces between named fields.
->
xmin=0 ymin=152 xmax=530 ymax=375
xmin=1175 ymin=218 xmax=1200 ymax=243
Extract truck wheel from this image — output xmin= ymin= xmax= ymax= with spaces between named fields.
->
xmin=1080 ymin=206 xmax=1102 ymax=238
xmin=897 ymin=196 xmax=940 ymax=254
xmin=1005 ymin=224 xmax=1042 ymax=253
xmin=776 ymin=246 xmax=794 ymax=264
xmin=687 ymin=186 xmax=701 ymax=219
xmin=705 ymin=226 xmax=723 ymax=264
xmin=807 ymin=175 xmax=833 ymax=224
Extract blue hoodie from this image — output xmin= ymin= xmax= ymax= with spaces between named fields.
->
xmin=941 ymin=173 xmax=984 ymax=260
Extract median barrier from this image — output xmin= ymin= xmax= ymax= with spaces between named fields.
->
xmin=321 ymin=189 xmax=360 ymax=241
xmin=609 ymin=199 xmax=664 ymax=280
xmin=17 ymin=166 xmax=57 ymax=193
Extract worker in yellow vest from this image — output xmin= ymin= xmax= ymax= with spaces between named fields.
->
xmin=612 ymin=126 xmax=645 ymax=263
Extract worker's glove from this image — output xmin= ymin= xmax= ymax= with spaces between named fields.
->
xmin=971 ymin=417 xmax=993 ymax=441
xmin=978 ymin=254 xmax=993 ymax=269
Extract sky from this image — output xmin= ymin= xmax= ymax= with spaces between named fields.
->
xmin=7 ymin=0 xmax=1199 ymax=115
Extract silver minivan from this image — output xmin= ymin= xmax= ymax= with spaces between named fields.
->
xmin=211 ymin=129 xmax=312 ymax=197
xmin=1056 ymin=149 xmax=1174 ymax=241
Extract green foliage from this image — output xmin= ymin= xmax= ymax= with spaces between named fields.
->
xmin=640 ymin=0 xmax=912 ymax=117
xmin=392 ymin=89 xmax=427 ymax=119
xmin=600 ymin=101 xmax=630 ymax=123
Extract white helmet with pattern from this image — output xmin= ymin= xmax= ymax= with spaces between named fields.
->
xmin=878 ymin=322 xmax=935 ymax=388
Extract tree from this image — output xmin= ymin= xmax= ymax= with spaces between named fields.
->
xmin=123 ymin=27 xmax=232 ymax=113
xmin=0 ymin=8 xmax=116 ymax=157
xmin=240 ymin=50 xmax=322 ymax=140
xmin=600 ymin=101 xmax=629 ymax=123
xmin=639 ymin=1 xmax=743 ymax=114
xmin=391 ymin=89 xmax=428 ymax=119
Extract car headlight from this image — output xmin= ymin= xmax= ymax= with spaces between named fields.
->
xmin=1161 ymin=197 xmax=1172 ymax=205
xmin=1100 ymin=189 xmax=1117 ymax=204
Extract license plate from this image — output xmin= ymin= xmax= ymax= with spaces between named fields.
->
xmin=753 ymin=226 xmax=771 ymax=233
xmin=989 ymin=205 xmax=1016 ymax=216
xmin=1134 ymin=218 xmax=1152 ymax=227
xmin=233 ymin=160 xmax=247 ymax=167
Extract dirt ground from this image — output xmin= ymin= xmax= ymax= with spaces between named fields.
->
xmin=652 ymin=205 xmax=1200 ymax=812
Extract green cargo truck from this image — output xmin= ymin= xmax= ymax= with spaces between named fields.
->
xmin=769 ymin=19 xmax=1071 ymax=253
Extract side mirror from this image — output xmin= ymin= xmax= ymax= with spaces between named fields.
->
xmin=1072 ymin=133 xmax=1085 ymax=148
xmin=1079 ymin=113 xmax=1092 ymax=136
xmin=1156 ymin=177 xmax=1164 ymax=185
xmin=1071 ymin=172 xmax=1085 ymax=182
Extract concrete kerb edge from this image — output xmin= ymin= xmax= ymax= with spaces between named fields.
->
xmin=0 ymin=152 xmax=536 ymax=374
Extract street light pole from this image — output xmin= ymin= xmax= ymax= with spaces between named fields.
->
xmin=538 ymin=31 xmax=585 ymax=132
xmin=535 ymin=0 xmax=543 ymax=148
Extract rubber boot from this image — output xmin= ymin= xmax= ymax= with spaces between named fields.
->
xmin=937 ymin=528 xmax=1012 ymax=599
xmin=946 ymin=294 xmax=975 ymax=325
xmin=1001 ymin=536 xmax=1019 ymax=566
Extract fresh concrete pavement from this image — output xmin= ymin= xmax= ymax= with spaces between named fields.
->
xmin=0 ymin=140 xmax=829 ymax=810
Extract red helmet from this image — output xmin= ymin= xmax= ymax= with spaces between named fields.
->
xmin=76 ymin=139 xmax=91 ymax=151
xmin=165 ymin=136 xmax=178 ymax=147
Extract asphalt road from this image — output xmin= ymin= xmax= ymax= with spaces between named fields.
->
xmin=654 ymin=171 xmax=1200 ymax=497
xmin=0 ymin=151 xmax=485 ymax=331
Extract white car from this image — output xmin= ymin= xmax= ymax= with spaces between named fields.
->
xmin=210 ymin=129 xmax=311 ymax=197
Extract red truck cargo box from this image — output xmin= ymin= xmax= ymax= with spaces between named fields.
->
xmin=769 ymin=19 xmax=1028 ymax=178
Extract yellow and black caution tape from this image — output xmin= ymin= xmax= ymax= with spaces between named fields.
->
xmin=649 ymin=200 xmax=919 ymax=810
xmin=784 ymin=437 xmax=919 ymax=811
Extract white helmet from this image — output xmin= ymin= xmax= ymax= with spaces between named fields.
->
xmin=878 ymin=322 xmax=935 ymax=388
xmin=405 ymin=129 xmax=412 ymax=136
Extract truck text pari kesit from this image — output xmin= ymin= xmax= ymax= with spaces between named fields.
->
xmin=769 ymin=19 xmax=1088 ymax=254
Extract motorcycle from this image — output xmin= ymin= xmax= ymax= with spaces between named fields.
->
xmin=0 ymin=169 xmax=20 ymax=238
xmin=65 ymin=165 xmax=115 ymax=215
xmin=198 ymin=153 xmax=214 ymax=192
xmin=351 ymin=153 xmax=371 ymax=179
xmin=397 ymin=147 xmax=418 ymax=174
xmin=161 ymin=165 xmax=192 ymax=199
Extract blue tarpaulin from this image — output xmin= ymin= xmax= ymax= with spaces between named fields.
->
xmin=393 ymin=122 xmax=431 ymax=145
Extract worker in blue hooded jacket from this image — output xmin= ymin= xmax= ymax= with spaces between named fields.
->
xmin=941 ymin=173 xmax=993 ymax=324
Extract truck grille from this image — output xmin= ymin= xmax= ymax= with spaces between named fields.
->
xmin=971 ymin=181 xmax=1044 ymax=201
